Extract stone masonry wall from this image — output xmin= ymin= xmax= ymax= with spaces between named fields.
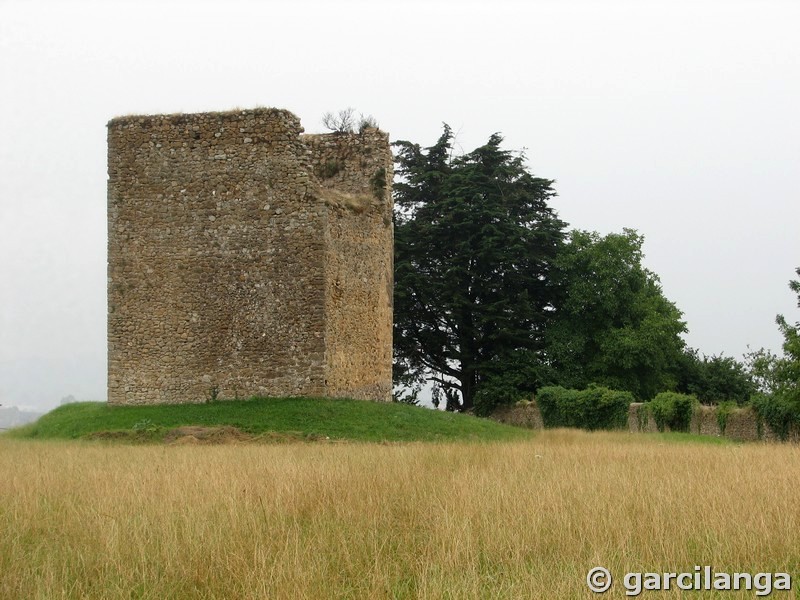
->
xmin=627 ymin=403 xmax=800 ymax=442
xmin=492 ymin=401 xmax=800 ymax=442
xmin=107 ymin=108 xmax=392 ymax=405
xmin=303 ymin=130 xmax=394 ymax=401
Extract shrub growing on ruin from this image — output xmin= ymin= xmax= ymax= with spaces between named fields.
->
xmin=647 ymin=392 xmax=697 ymax=432
xmin=751 ymin=393 xmax=797 ymax=441
xmin=715 ymin=401 xmax=737 ymax=435
xmin=322 ymin=109 xmax=379 ymax=134
xmin=322 ymin=108 xmax=357 ymax=133
xmin=358 ymin=114 xmax=379 ymax=133
xmin=536 ymin=385 xmax=632 ymax=431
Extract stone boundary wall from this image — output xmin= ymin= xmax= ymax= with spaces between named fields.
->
xmin=490 ymin=403 xmax=545 ymax=430
xmin=107 ymin=108 xmax=392 ymax=405
xmin=491 ymin=401 xmax=800 ymax=442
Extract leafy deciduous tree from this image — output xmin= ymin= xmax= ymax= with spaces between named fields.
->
xmin=543 ymin=229 xmax=687 ymax=400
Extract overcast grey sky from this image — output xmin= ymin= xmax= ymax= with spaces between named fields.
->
xmin=1 ymin=0 xmax=798 ymax=411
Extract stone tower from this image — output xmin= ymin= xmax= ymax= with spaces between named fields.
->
xmin=107 ymin=108 xmax=392 ymax=405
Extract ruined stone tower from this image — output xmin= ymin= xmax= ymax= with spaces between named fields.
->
xmin=107 ymin=108 xmax=393 ymax=405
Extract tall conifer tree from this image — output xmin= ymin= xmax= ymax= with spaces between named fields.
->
xmin=393 ymin=126 xmax=565 ymax=410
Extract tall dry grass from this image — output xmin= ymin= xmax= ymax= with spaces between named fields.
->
xmin=1 ymin=431 xmax=798 ymax=599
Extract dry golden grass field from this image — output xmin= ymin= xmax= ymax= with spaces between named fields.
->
xmin=1 ymin=430 xmax=799 ymax=599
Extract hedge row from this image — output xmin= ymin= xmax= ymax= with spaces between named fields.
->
xmin=536 ymin=385 xmax=633 ymax=431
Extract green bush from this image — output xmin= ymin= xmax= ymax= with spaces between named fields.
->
xmin=587 ymin=388 xmax=634 ymax=431
xmin=647 ymin=392 xmax=697 ymax=433
xmin=536 ymin=385 xmax=632 ymax=431
xmin=751 ymin=393 xmax=799 ymax=441
xmin=536 ymin=386 xmax=577 ymax=428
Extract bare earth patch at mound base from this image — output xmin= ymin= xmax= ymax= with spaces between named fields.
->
xmin=83 ymin=427 xmax=327 ymax=444
xmin=83 ymin=430 xmax=152 ymax=442
xmin=165 ymin=427 xmax=329 ymax=445
xmin=165 ymin=426 xmax=253 ymax=444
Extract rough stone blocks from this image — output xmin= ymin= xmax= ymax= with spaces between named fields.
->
xmin=107 ymin=108 xmax=393 ymax=404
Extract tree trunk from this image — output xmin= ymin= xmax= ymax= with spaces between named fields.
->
xmin=460 ymin=367 xmax=476 ymax=411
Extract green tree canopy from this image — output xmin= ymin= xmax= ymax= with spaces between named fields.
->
xmin=748 ymin=268 xmax=800 ymax=402
xmin=776 ymin=268 xmax=800 ymax=394
xmin=746 ymin=268 xmax=800 ymax=439
xmin=676 ymin=349 xmax=754 ymax=405
xmin=543 ymin=229 xmax=687 ymax=400
xmin=393 ymin=125 xmax=566 ymax=411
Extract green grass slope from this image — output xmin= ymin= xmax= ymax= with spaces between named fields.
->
xmin=5 ymin=397 xmax=532 ymax=443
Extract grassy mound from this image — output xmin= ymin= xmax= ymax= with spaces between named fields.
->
xmin=5 ymin=397 xmax=531 ymax=443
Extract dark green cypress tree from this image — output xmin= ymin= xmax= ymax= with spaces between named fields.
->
xmin=393 ymin=126 xmax=566 ymax=410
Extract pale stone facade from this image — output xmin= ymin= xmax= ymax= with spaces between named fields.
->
xmin=107 ymin=108 xmax=392 ymax=405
